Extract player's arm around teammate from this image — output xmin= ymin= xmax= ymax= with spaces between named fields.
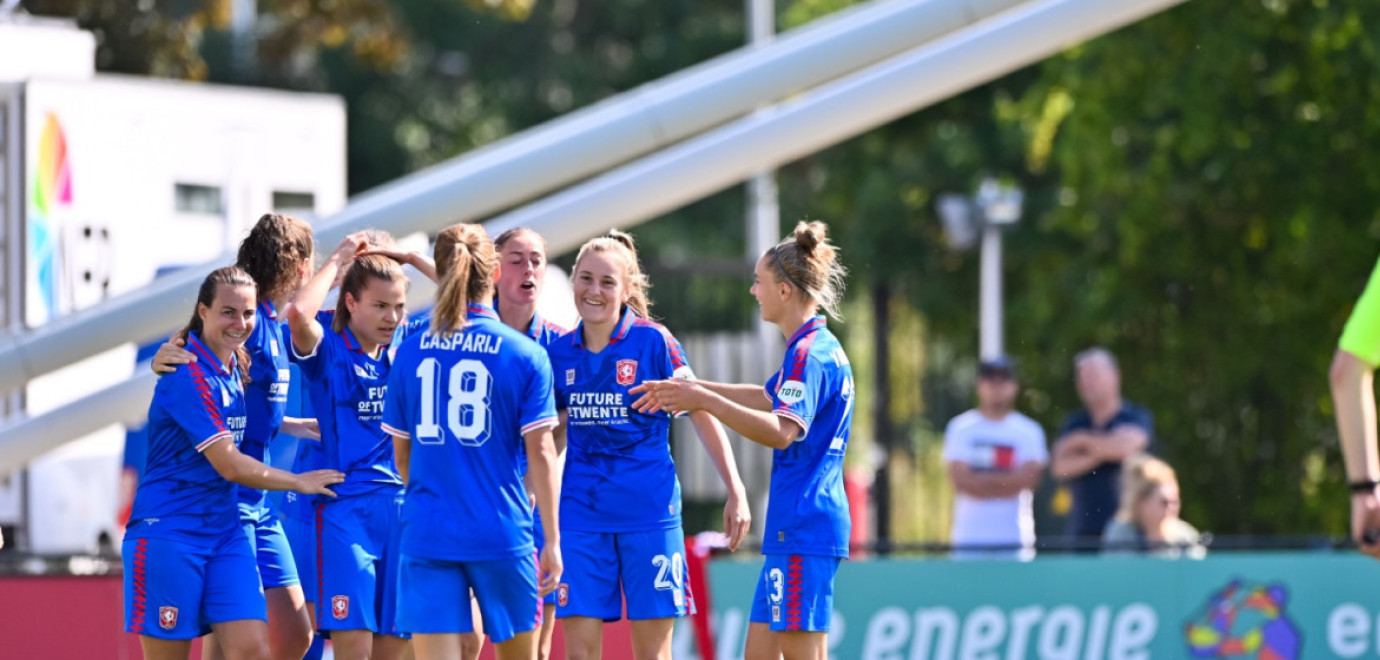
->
xmin=380 ymin=224 xmax=561 ymax=660
xmin=146 ymin=214 xmax=329 ymax=660
xmin=124 ymin=267 xmax=343 ymax=660
xmin=633 ymin=222 xmax=853 ymax=660
xmin=1332 ymin=256 xmax=1380 ymax=558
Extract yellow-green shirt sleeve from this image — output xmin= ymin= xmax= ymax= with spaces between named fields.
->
xmin=1340 ymin=257 xmax=1380 ymax=365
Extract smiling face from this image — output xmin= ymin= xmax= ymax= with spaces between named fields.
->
xmin=573 ymin=250 xmax=629 ymax=326
xmin=750 ymin=256 xmax=792 ymax=324
xmin=198 ymin=283 xmax=257 ymax=361
xmin=345 ymin=275 xmax=407 ymax=348
xmin=497 ymin=232 xmax=547 ymax=307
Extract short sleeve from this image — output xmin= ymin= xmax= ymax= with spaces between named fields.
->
xmin=769 ymin=352 xmax=824 ymax=434
xmin=520 ymin=350 xmax=559 ymax=436
xmin=941 ymin=418 xmax=965 ymax=463
xmin=1341 ymin=257 xmax=1380 ymax=364
xmin=655 ymin=326 xmax=695 ymax=381
xmin=551 ymin=350 xmax=570 ymax=411
xmin=1118 ymin=406 xmax=1155 ymax=449
xmin=162 ymin=367 xmax=232 ymax=452
xmin=380 ymin=350 xmax=412 ymax=439
xmin=290 ymin=311 xmax=335 ymax=380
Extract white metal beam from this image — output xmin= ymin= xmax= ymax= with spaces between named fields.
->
xmin=0 ymin=0 xmax=1189 ymax=474
xmin=0 ymin=0 xmax=1030 ymax=396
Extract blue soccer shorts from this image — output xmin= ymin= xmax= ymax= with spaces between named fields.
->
xmin=239 ymin=502 xmax=300 ymax=590
xmin=556 ymin=527 xmax=695 ymax=622
xmin=283 ymin=508 xmax=318 ymax=607
xmin=316 ymin=490 xmax=408 ymax=637
xmin=749 ymin=554 xmax=840 ymax=632
xmin=398 ymin=552 xmax=541 ymax=642
xmin=123 ymin=529 xmax=266 ymax=640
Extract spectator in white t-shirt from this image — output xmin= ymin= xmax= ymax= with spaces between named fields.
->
xmin=943 ymin=357 xmax=1048 ymax=560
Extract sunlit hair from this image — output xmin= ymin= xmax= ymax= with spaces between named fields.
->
xmin=433 ymin=225 xmax=465 ymax=281
xmin=494 ymin=227 xmax=547 ymax=253
xmin=573 ymin=229 xmax=651 ymax=318
xmin=1074 ymin=346 xmax=1119 ymax=371
xmin=333 ymin=253 xmax=407 ymax=333
xmin=432 ymin=224 xmax=499 ymax=335
xmin=186 ymin=266 xmax=255 ymax=383
xmin=1115 ymin=454 xmax=1178 ymax=525
xmin=764 ymin=220 xmax=848 ymax=319
xmin=236 ymin=213 xmax=314 ymax=304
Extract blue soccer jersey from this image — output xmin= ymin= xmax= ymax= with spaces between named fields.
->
xmin=127 ymin=331 xmax=249 ymax=540
xmin=291 ymin=310 xmax=402 ymax=498
xmin=548 ymin=307 xmax=694 ymax=533
xmin=381 ymin=304 xmax=559 ymax=561
xmin=238 ymin=301 xmax=292 ymax=510
xmin=761 ymin=317 xmax=854 ymax=558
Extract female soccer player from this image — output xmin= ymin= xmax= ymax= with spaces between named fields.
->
xmin=286 ymin=233 xmax=411 ymax=660
xmin=152 ymin=213 xmax=324 ymax=660
xmin=547 ymin=230 xmax=750 ymax=660
xmin=494 ymin=226 xmax=568 ymax=660
xmin=381 ymin=223 xmax=562 ymax=660
xmin=631 ymin=221 xmax=853 ymax=660
xmin=125 ymin=266 xmax=343 ymax=660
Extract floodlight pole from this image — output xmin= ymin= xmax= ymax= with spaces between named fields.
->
xmin=979 ymin=225 xmax=1003 ymax=360
xmin=747 ymin=0 xmax=779 ymax=352
xmin=974 ymin=178 xmax=1022 ymax=360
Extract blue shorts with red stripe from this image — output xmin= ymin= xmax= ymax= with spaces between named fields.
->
xmin=397 ymin=553 xmax=541 ymax=642
xmin=316 ymin=490 xmax=408 ymax=637
xmin=556 ymin=527 xmax=694 ymax=622
xmin=748 ymin=554 xmax=840 ymax=632
xmin=122 ymin=528 xmax=266 ymax=640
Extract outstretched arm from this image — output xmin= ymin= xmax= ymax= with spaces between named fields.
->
xmin=631 ymin=379 xmax=800 ymax=450
xmin=202 ymin=438 xmax=343 ymax=495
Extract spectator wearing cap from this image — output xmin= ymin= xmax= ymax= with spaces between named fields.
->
xmin=1052 ymin=347 xmax=1154 ymax=546
xmin=942 ymin=357 xmax=1048 ymax=560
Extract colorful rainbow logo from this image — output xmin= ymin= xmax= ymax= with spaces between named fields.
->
xmin=27 ymin=112 xmax=69 ymax=324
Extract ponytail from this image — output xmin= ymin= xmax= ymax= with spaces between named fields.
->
xmin=431 ymin=224 xmax=498 ymax=335
xmin=765 ymin=220 xmax=848 ymax=319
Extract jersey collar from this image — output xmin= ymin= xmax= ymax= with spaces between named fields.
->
xmin=467 ymin=303 xmax=499 ymax=322
xmin=339 ymin=323 xmax=386 ymax=355
xmin=186 ymin=331 xmax=234 ymax=375
xmin=258 ymin=300 xmax=278 ymax=322
xmin=572 ymin=306 xmax=636 ymax=349
xmin=786 ymin=316 xmax=827 ymax=348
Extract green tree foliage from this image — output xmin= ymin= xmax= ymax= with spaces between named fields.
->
xmin=23 ymin=0 xmax=1378 ymax=538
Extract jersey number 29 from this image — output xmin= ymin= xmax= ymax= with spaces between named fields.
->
xmin=414 ymin=357 xmax=492 ymax=447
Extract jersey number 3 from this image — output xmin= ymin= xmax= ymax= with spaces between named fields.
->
xmin=415 ymin=358 xmax=492 ymax=447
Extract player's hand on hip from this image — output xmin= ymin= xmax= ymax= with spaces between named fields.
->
xmin=296 ymin=469 xmax=346 ymax=498
xmin=538 ymin=545 xmax=563 ymax=597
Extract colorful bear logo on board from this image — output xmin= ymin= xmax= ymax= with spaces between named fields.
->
xmin=1184 ymin=580 xmax=1300 ymax=659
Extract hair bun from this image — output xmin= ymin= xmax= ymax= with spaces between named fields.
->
xmin=793 ymin=220 xmax=827 ymax=255
xmin=606 ymin=229 xmax=637 ymax=252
